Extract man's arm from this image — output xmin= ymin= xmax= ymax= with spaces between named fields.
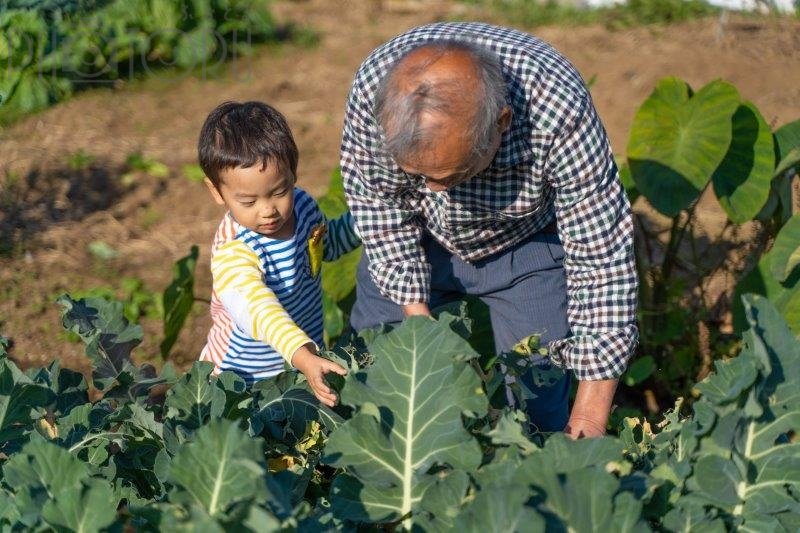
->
xmin=544 ymin=95 xmax=639 ymax=436
xmin=340 ymin=83 xmax=431 ymax=307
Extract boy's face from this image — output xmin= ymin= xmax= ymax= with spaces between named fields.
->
xmin=205 ymin=159 xmax=295 ymax=239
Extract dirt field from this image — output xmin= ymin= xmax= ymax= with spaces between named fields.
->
xmin=1 ymin=0 xmax=799 ymax=374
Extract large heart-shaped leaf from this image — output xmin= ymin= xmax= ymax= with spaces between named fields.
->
xmin=322 ymin=316 xmax=488 ymax=526
xmin=774 ymin=118 xmax=800 ymax=165
xmin=712 ymin=102 xmax=775 ymax=223
xmin=734 ymin=244 xmax=800 ymax=334
xmin=768 ymin=215 xmax=800 ymax=283
xmin=627 ymin=77 xmax=740 ymax=217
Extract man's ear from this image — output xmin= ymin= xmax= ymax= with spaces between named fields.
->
xmin=204 ymin=177 xmax=226 ymax=206
xmin=498 ymin=105 xmax=513 ymax=133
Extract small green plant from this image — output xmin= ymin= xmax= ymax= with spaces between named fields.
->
xmin=181 ymin=163 xmax=206 ymax=183
xmin=67 ymin=150 xmax=95 ymax=171
xmin=121 ymin=152 xmax=169 ymax=185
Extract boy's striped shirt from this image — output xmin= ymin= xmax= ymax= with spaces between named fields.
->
xmin=200 ymin=188 xmax=360 ymax=384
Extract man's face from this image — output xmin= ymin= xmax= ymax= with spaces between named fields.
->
xmin=397 ymin=107 xmax=510 ymax=192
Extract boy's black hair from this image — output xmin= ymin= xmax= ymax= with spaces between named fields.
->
xmin=198 ymin=101 xmax=299 ymax=189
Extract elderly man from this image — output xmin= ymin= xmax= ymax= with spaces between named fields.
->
xmin=340 ymin=22 xmax=638 ymax=438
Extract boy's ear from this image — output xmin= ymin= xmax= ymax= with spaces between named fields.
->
xmin=204 ymin=177 xmax=226 ymax=206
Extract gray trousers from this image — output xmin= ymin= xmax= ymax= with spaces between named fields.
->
xmin=350 ymin=229 xmax=572 ymax=432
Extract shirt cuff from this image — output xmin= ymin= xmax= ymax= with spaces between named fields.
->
xmin=547 ymin=324 xmax=639 ymax=380
xmin=369 ymin=260 xmax=432 ymax=306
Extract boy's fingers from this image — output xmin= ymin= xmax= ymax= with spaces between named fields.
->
xmin=324 ymin=361 xmax=348 ymax=375
xmin=313 ymin=386 xmax=337 ymax=406
xmin=311 ymin=376 xmax=332 ymax=396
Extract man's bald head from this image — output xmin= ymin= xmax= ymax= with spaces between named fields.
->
xmin=374 ymin=40 xmax=508 ymax=176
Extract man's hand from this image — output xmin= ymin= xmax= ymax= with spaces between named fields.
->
xmin=564 ymin=378 xmax=618 ymax=439
xmin=291 ymin=343 xmax=347 ymax=407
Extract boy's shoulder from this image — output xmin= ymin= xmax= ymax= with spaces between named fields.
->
xmin=211 ymin=212 xmax=239 ymax=252
xmin=293 ymin=187 xmax=325 ymax=230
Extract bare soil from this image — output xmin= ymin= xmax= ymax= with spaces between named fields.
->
xmin=1 ymin=0 xmax=799 ymax=375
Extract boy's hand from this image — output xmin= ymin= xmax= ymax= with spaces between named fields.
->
xmin=291 ymin=343 xmax=347 ymax=407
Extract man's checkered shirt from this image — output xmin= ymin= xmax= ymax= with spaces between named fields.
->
xmin=340 ymin=22 xmax=638 ymax=380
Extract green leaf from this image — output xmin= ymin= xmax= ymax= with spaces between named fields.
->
xmin=3 ymin=437 xmax=89 ymax=503
xmin=41 ymin=478 xmax=119 ymax=533
xmin=734 ymin=252 xmax=800 ymax=335
xmin=57 ymin=295 xmax=143 ymax=391
xmin=175 ymin=25 xmax=216 ymax=68
xmin=773 ymin=119 xmax=800 ymax=165
xmin=485 ymin=409 xmax=538 ymax=455
xmin=251 ymin=385 xmax=343 ymax=444
xmin=451 ymin=479 xmax=544 ymax=532
xmin=618 ymin=162 xmax=640 ymax=204
xmin=87 ymin=240 xmax=119 ymax=261
xmin=520 ymin=433 xmax=624 ymax=475
xmin=316 ymin=168 xmax=348 ymax=218
xmin=627 ymin=77 xmax=741 ymax=217
xmin=623 ymin=355 xmax=656 ymax=387
xmin=694 ymin=355 xmax=758 ymax=404
xmin=774 ymin=146 xmax=800 ymax=178
xmin=416 ymin=470 xmax=470 ymax=531
xmin=183 ymin=163 xmax=206 ymax=183
xmin=319 ymin=168 xmax=361 ymax=305
xmin=691 ymin=455 xmax=742 ymax=507
xmin=160 ymin=245 xmax=199 ymax=359
xmin=534 ymin=466 xmax=647 ymax=532
xmin=323 ymin=316 xmax=488 ymax=525
xmin=168 ymin=419 xmax=267 ymax=517
xmin=0 ymin=358 xmax=53 ymax=448
xmin=322 ymin=292 xmax=345 ymax=345
xmin=712 ymin=102 xmax=775 ymax=223
xmin=768 ymin=215 xmax=800 ymax=283
xmin=164 ymin=362 xmax=225 ymax=431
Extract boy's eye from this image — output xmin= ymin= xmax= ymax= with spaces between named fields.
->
xmin=273 ymin=188 xmax=287 ymax=197
xmin=239 ymin=201 xmax=256 ymax=207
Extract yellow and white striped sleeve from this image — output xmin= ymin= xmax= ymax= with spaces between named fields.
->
xmin=211 ymin=240 xmax=315 ymax=364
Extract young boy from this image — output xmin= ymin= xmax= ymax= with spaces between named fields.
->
xmin=197 ymin=101 xmax=359 ymax=407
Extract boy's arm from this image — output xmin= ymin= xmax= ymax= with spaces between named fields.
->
xmin=322 ymin=211 xmax=361 ymax=261
xmin=211 ymin=240 xmax=316 ymax=365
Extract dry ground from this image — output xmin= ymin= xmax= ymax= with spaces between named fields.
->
xmin=1 ymin=0 xmax=799 ymax=375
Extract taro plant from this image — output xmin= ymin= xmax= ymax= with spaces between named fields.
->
xmin=624 ymin=76 xmax=800 ymax=397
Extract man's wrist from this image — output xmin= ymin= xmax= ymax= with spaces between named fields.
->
xmin=569 ymin=378 xmax=619 ymax=430
xmin=402 ymin=302 xmax=431 ymax=317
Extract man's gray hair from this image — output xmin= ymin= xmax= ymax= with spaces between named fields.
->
xmin=374 ymin=40 xmax=507 ymax=167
